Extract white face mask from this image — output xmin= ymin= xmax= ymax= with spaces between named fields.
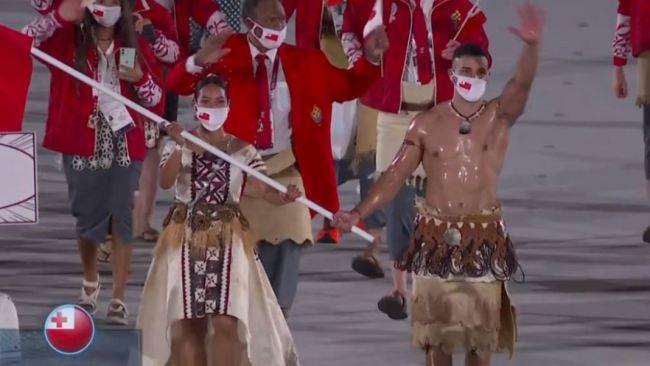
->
xmin=248 ymin=18 xmax=287 ymax=50
xmin=196 ymin=106 xmax=229 ymax=131
xmin=88 ymin=4 xmax=122 ymax=28
xmin=452 ymin=73 xmax=487 ymax=102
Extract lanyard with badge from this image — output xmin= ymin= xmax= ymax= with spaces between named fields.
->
xmin=93 ymin=45 xmax=136 ymax=134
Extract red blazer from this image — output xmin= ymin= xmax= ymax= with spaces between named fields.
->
xmin=342 ymin=0 xmax=490 ymax=113
xmin=613 ymin=0 xmax=650 ymax=66
xmin=167 ymin=34 xmax=380 ymax=214
xmin=36 ymin=13 xmax=165 ymax=160
xmin=283 ymin=0 xmax=325 ymax=49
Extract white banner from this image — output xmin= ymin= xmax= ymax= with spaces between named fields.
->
xmin=0 ymin=132 xmax=37 ymax=225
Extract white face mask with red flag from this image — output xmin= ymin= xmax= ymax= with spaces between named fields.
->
xmin=248 ymin=18 xmax=287 ymax=50
xmin=452 ymin=73 xmax=487 ymax=102
xmin=87 ymin=3 xmax=122 ymax=28
xmin=196 ymin=106 xmax=229 ymax=131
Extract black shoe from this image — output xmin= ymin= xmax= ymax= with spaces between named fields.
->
xmin=643 ymin=226 xmax=650 ymax=243
xmin=377 ymin=292 xmax=408 ymax=320
xmin=351 ymin=255 xmax=385 ymax=279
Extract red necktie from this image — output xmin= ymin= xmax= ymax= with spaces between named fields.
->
xmin=254 ymin=53 xmax=273 ymax=149
xmin=412 ymin=0 xmax=433 ymax=84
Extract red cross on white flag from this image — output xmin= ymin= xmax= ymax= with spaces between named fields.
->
xmin=46 ymin=307 xmax=75 ymax=330
xmin=44 ymin=305 xmax=95 ymax=354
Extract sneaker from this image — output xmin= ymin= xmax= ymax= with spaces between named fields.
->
xmin=316 ymin=227 xmax=340 ymax=244
xmin=106 ymin=299 xmax=129 ymax=326
xmin=643 ymin=226 xmax=650 ymax=244
xmin=78 ymin=280 xmax=100 ymax=315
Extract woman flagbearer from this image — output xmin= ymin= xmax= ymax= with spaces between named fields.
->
xmin=137 ymin=75 xmax=300 ymax=366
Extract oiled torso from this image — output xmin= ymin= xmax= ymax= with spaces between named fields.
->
xmin=421 ymin=100 xmax=509 ymax=215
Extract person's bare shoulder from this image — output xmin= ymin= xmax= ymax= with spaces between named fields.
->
xmin=410 ymin=103 xmax=447 ymax=132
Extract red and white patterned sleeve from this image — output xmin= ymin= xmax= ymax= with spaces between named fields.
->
xmin=22 ymin=11 xmax=62 ymax=47
xmin=134 ymin=74 xmax=163 ymax=108
xmin=152 ymin=29 xmax=181 ymax=64
xmin=191 ymin=0 xmax=232 ymax=36
xmin=205 ymin=10 xmax=233 ymax=36
xmin=341 ymin=33 xmax=363 ymax=67
xmin=341 ymin=1 xmax=364 ymax=67
xmin=30 ymin=0 xmax=58 ymax=14
xmin=612 ymin=0 xmax=632 ymax=66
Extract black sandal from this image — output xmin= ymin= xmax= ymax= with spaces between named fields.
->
xmin=643 ymin=225 xmax=650 ymax=244
xmin=351 ymin=255 xmax=385 ymax=279
xmin=377 ymin=292 xmax=408 ymax=320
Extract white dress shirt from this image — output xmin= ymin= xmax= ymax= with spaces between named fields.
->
xmin=94 ymin=41 xmax=120 ymax=109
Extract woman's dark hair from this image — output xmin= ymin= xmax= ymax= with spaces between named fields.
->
xmin=74 ymin=0 xmax=140 ymax=74
xmin=194 ymin=74 xmax=229 ymax=101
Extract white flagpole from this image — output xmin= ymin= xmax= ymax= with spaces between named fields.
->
xmin=452 ymin=0 xmax=482 ymax=42
xmin=30 ymin=47 xmax=375 ymax=243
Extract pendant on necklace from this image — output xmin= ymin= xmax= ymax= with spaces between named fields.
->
xmin=459 ymin=120 xmax=472 ymax=135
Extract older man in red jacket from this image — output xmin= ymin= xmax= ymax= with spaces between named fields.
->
xmin=612 ymin=0 xmax=650 ymax=243
xmin=341 ymin=0 xmax=490 ymax=321
xmin=167 ymin=0 xmax=387 ymax=315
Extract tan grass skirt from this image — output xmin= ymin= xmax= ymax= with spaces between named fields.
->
xmin=404 ymin=200 xmax=518 ymax=358
xmin=411 ymin=277 xmax=517 ymax=358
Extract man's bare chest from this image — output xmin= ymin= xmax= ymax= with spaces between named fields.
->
xmin=422 ymin=114 xmax=508 ymax=164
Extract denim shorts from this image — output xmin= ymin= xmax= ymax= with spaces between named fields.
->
xmin=63 ymin=156 xmax=142 ymax=245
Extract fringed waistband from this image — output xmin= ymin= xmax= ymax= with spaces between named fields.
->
xmin=157 ymin=202 xmax=254 ymax=256
xmin=415 ymin=199 xmax=503 ymax=224
xmin=163 ymin=202 xmax=250 ymax=232
xmin=397 ymin=199 xmax=517 ymax=281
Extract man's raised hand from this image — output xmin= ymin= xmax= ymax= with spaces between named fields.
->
xmin=508 ymin=1 xmax=544 ymax=45
xmin=195 ymin=32 xmax=233 ymax=67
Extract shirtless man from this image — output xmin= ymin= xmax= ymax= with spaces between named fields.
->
xmin=333 ymin=2 xmax=544 ymax=365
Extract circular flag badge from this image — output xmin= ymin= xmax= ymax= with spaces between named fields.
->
xmin=43 ymin=304 xmax=95 ymax=355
